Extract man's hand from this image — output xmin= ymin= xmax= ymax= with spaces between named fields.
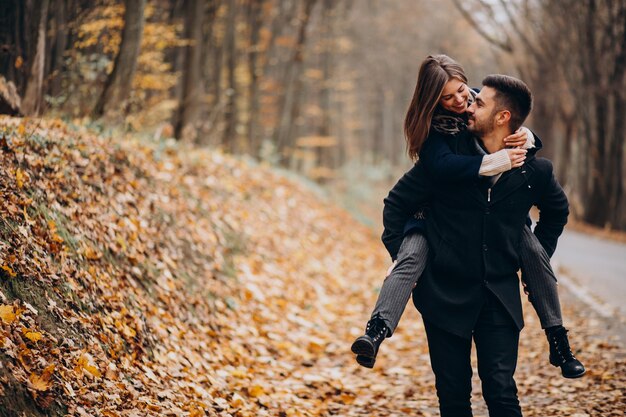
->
xmin=503 ymin=128 xmax=528 ymax=148
xmin=506 ymin=148 xmax=527 ymax=168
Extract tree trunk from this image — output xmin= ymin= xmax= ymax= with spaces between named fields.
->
xmin=93 ymin=0 xmax=146 ymax=118
xmin=275 ymin=0 xmax=318 ymax=165
xmin=246 ymin=0 xmax=265 ymax=156
xmin=49 ymin=0 xmax=68 ymax=97
xmin=173 ymin=0 xmax=204 ymax=140
xmin=22 ymin=0 xmax=49 ymax=115
xmin=222 ymin=0 xmax=238 ymax=152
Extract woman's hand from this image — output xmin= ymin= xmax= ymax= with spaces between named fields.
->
xmin=503 ymin=128 xmax=528 ymax=148
xmin=506 ymin=148 xmax=527 ymax=168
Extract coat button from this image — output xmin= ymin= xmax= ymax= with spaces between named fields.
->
xmin=483 ymin=244 xmax=488 ymax=251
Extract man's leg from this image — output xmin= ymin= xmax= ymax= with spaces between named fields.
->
xmin=474 ymin=293 xmax=523 ymax=417
xmin=424 ymin=320 xmax=473 ymax=417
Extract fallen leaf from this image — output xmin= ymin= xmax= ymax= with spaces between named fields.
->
xmin=1 ymin=265 xmax=16 ymax=277
xmin=0 ymin=305 xmax=17 ymax=324
xmin=29 ymin=364 xmax=55 ymax=391
xmin=22 ymin=328 xmax=43 ymax=342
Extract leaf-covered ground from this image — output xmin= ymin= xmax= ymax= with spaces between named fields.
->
xmin=0 ymin=117 xmax=624 ymax=416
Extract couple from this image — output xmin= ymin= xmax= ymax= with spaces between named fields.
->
xmin=351 ymin=55 xmax=585 ymax=417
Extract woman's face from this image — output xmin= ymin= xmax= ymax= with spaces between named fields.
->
xmin=439 ymin=78 xmax=470 ymax=114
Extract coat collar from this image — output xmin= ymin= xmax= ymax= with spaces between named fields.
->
xmin=457 ymin=133 xmax=540 ymax=205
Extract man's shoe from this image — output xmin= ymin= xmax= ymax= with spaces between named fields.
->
xmin=547 ymin=326 xmax=586 ymax=378
xmin=351 ymin=313 xmax=390 ymax=369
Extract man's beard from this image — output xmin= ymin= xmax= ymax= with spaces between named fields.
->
xmin=468 ymin=114 xmax=496 ymax=136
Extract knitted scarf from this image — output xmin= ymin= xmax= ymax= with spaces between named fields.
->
xmin=431 ymin=88 xmax=477 ymax=136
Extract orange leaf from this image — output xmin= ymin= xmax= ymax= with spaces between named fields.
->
xmin=1 ymin=265 xmax=16 ymax=277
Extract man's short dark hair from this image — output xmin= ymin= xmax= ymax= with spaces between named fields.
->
xmin=482 ymin=74 xmax=532 ymax=132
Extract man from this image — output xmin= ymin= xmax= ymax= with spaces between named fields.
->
xmin=382 ymin=75 xmax=569 ymax=416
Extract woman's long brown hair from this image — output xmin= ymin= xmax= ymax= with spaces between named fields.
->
xmin=404 ymin=55 xmax=467 ymax=161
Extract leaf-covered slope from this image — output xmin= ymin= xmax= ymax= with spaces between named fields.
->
xmin=0 ymin=117 xmax=389 ymax=416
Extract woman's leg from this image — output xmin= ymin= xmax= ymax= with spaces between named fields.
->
xmin=519 ymin=226 xmax=585 ymax=378
xmin=518 ymin=226 xmax=562 ymax=328
xmin=372 ymin=232 xmax=429 ymax=334
xmin=351 ymin=232 xmax=429 ymax=368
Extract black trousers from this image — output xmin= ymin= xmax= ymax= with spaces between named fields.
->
xmin=424 ymin=292 xmax=523 ymax=417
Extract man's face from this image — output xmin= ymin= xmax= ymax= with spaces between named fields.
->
xmin=467 ymin=87 xmax=498 ymax=136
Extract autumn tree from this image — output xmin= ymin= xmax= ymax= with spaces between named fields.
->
xmin=94 ymin=0 xmax=146 ymax=118
xmin=173 ymin=0 xmax=204 ymax=140
xmin=21 ymin=0 xmax=50 ymax=115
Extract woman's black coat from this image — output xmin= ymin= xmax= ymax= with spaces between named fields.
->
xmin=381 ymin=131 xmax=569 ymax=338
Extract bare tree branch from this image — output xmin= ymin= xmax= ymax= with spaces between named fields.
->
xmin=450 ymin=0 xmax=513 ymax=52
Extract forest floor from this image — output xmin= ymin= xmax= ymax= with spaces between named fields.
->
xmin=0 ymin=116 xmax=624 ymax=416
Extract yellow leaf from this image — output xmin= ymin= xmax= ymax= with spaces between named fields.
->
xmin=0 ymin=305 xmax=16 ymax=324
xmin=84 ymin=364 xmax=102 ymax=378
xmin=230 ymin=368 xmax=248 ymax=378
xmin=23 ymin=328 xmax=43 ymax=342
xmin=17 ymin=122 xmax=26 ymax=136
xmin=75 ymin=354 xmax=102 ymax=378
xmin=248 ymin=385 xmax=265 ymax=398
xmin=1 ymin=265 xmax=16 ymax=277
xmin=15 ymin=168 xmax=26 ymax=188
xmin=30 ymin=364 xmax=55 ymax=391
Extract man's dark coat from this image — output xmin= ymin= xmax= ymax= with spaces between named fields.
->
xmin=381 ymin=131 xmax=569 ymax=339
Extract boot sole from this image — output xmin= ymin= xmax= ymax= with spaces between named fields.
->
xmin=550 ymin=359 xmax=586 ymax=379
xmin=351 ymin=337 xmax=376 ymax=357
xmin=356 ymin=354 xmax=375 ymax=368
xmin=562 ymin=369 xmax=586 ymax=379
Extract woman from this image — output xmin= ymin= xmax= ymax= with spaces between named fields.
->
xmin=351 ymin=54 xmax=585 ymax=378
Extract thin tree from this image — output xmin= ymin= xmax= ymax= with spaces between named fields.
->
xmin=275 ymin=0 xmax=318 ymax=164
xmin=222 ymin=0 xmax=238 ymax=151
xmin=173 ymin=0 xmax=204 ymax=140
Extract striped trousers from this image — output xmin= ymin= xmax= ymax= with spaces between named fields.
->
xmin=372 ymin=226 xmax=562 ymax=334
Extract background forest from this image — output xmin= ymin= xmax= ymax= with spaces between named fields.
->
xmin=1 ymin=0 xmax=625 ymax=230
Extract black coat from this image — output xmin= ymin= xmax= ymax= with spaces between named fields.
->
xmin=382 ymin=131 xmax=569 ymax=338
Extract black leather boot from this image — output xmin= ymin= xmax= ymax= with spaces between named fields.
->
xmin=351 ymin=313 xmax=390 ymax=369
xmin=547 ymin=326 xmax=586 ymax=378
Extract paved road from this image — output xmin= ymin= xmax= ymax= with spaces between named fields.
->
xmin=553 ymin=229 xmax=626 ymax=319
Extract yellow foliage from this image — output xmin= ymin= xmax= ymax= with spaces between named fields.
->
xmin=22 ymin=328 xmax=43 ymax=343
xmin=29 ymin=364 xmax=55 ymax=391
xmin=0 ymin=305 xmax=17 ymax=324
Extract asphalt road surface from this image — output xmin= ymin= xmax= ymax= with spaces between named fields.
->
xmin=553 ymin=229 xmax=626 ymax=320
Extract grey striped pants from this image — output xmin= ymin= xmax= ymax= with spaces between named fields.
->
xmin=372 ymin=226 xmax=562 ymax=335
